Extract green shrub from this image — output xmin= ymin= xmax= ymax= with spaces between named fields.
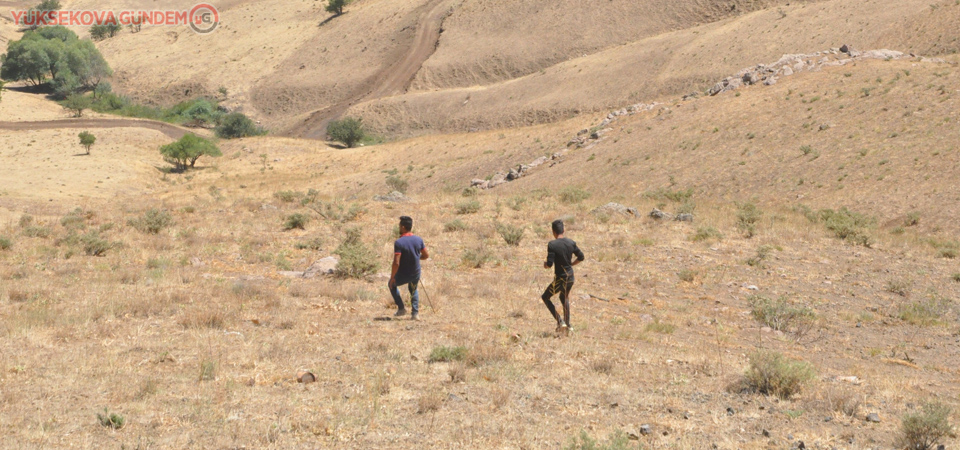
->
xmin=496 ymin=223 xmax=524 ymax=246
xmin=507 ymin=196 xmax=526 ymax=211
xmin=428 ymin=345 xmax=468 ymax=363
xmin=677 ymin=269 xmax=697 ymax=283
xmin=61 ymin=208 xmax=90 ymax=229
xmin=818 ymin=207 xmax=874 ymax=246
xmin=327 ymin=117 xmax=365 ymax=147
xmin=748 ymin=295 xmax=816 ymax=334
xmin=333 ymin=228 xmax=378 ymax=278
xmin=21 ymin=226 xmax=51 ymax=238
xmin=0 ymin=236 xmax=11 ymax=250
xmin=81 ymin=232 xmax=111 ymax=256
xmin=736 ymin=201 xmax=763 ymax=237
xmin=444 ymin=219 xmax=467 ymax=232
xmin=742 ymin=350 xmax=815 ymax=399
xmin=928 ymin=239 xmax=959 ymax=259
xmin=691 ymin=226 xmax=723 ymax=242
xmin=952 ymin=273 xmax=960 ymax=283
xmin=456 ymin=200 xmax=481 ymax=215
xmin=905 ymin=211 xmax=921 ymax=227
xmin=96 ymin=408 xmax=125 ymax=429
xmin=898 ymin=294 xmax=952 ymax=326
xmin=644 ymin=319 xmax=676 ymax=334
xmin=215 ymin=112 xmax=265 ymax=139
xmin=385 ymin=175 xmax=409 ymax=193
xmin=563 ymin=430 xmax=633 ymax=450
xmin=558 ymin=187 xmax=591 ymax=204
xmin=884 ymin=279 xmax=911 ymax=297
xmin=644 ymin=187 xmax=694 ymax=203
xmin=273 ymin=190 xmax=301 ymax=203
xmin=294 ymin=237 xmax=324 ymax=251
xmin=462 ymin=246 xmax=493 ymax=268
xmin=746 ymin=245 xmax=774 ymax=267
xmin=896 ymin=401 xmax=953 ymax=450
xmin=128 ymin=209 xmax=173 ymax=234
xmin=283 ymin=213 xmax=309 ymax=230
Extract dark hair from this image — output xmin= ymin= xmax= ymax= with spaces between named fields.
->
xmin=551 ymin=219 xmax=564 ymax=235
xmin=399 ymin=216 xmax=413 ymax=231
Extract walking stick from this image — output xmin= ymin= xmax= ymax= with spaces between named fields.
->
xmin=419 ymin=278 xmax=438 ymax=313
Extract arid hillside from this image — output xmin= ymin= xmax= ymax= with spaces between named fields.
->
xmin=51 ymin=0 xmax=960 ymax=139
xmin=1 ymin=41 xmax=959 ymax=448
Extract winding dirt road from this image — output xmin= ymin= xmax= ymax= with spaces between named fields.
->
xmin=0 ymin=118 xmax=191 ymax=139
xmin=287 ymin=0 xmax=456 ymax=139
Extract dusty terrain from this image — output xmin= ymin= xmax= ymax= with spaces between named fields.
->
xmin=1 ymin=0 xmax=959 ymax=448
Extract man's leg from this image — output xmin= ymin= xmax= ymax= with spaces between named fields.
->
xmin=541 ymin=279 xmax=562 ymax=326
xmin=408 ymin=279 xmax=420 ymax=319
xmin=559 ymin=279 xmax=574 ymax=332
xmin=389 ymin=280 xmax=406 ymax=316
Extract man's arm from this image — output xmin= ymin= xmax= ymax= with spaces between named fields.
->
xmin=390 ymin=250 xmax=401 ymax=285
xmin=572 ymin=244 xmax=585 ymax=266
xmin=544 ymin=245 xmax=555 ymax=270
xmin=420 ymin=244 xmax=429 ymax=260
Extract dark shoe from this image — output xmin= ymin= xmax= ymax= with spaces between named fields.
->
xmin=560 ymin=324 xmax=570 ymax=337
xmin=394 ymin=308 xmax=407 ymax=317
xmin=411 ymin=312 xmax=420 ymax=321
xmin=555 ymin=321 xmax=566 ymax=334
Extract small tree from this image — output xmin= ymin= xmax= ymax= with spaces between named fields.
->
xmin=78 ymin=131 xmax=95 ymax=155
xmin=62 ymin=93 xmax=92 ymax=117
xmin=159 ymin=134 xmax=222 ymax=171
xmin=325 ymin=0 xmax=351 ymax=16
xmin=327 ymin=117 xmax=365 ymax=147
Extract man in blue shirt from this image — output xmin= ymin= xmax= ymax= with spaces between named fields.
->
xmin=390 ymin=216 xmax=429 ymax=320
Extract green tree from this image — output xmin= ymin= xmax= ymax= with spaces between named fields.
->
xmin=216 ymin=112 xmax=264 ymax=138
xmin=159 ymin=134 xmax=222 ymax=171
xmin=0 ymin=26 xmax=111 ymax=97
xmin=78 ymin=131 xmax=95 ymax=155
xmin=22 ymin=0 xmax=61 ymax=29
xmin=62 ymin=93 xmax=92 ymax=117
xmin=325 ymin=0 xmax=352 ymax=16
xmin=327 ymin=117 xmax=365 ymax=147
xmin=90 ymin=23 xmax=121 ymax=41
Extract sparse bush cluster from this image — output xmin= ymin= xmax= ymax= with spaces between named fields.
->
xmin=462 ymin=245 xmax=493 ymax=268
xmin=558 ymin=187 xmax=591 ymax=204
xmin=563 ymin=430 xmax=633 ymax=450
xmin=736 ymin=201 xmax=763 ymax=237
xmin=385 ymin=175 xmax=409 ymax=194
xmin=455 ymin=200 xmax=481 ymax=215
xmin=748 ymin=295 xmax=816 ymax=336
xmin=496 ymin=223 xmax=524 ymax=246
xmin=444 ymin=219 xmax=467 ymax=232
xmin=802 ymin=206 xmax=874 ymax=246
xmin=896 ymin=401 xmax=953 ymax=450
xmin=333 ymin=227 xmax=378 ymax=278
xmin=128 ymin=209 xmax=173 ymax=234
xmin=283 ymin=213 xmax=309 ymax=230
xmin=691 ymin=226 xmax=723 ymax=242
xmin=898 ymin=293 xmax=952 ymax=326
xmin=739 ymin=350 xmax=815 ymax=399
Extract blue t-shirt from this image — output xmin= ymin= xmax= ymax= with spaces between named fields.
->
xmin=394 ymin=234 xmax=425 ymax=282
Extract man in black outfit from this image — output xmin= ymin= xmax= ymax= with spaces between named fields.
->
xmin=541 ymin=219 xmax=584 ymax=336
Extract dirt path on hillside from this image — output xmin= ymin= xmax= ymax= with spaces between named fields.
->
xmin=287 ymin=0 xmax=456 ymax=139
xmin=0 ymin=118 xmax=190 ymax=139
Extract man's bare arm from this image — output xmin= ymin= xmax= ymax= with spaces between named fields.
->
xmin=420 ymin=247 xmax=430 ymax=260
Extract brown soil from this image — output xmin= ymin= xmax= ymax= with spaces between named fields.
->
xmin=0 ymin=118 xmax=191 ymax=139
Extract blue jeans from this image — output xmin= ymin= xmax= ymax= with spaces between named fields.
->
xmin=389 ymin=276 xmax=420 ymax=313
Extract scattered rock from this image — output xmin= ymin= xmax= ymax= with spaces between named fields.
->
xmin=649 ymin=208 xmax=671 ymax=220
xmin=374 ymin=191 xmax=412 ymax=203
xmin=865 ymin=413 xmax=881 ymax=423
xmin=674 ymin=213 xmax=694 ymax=222
xmin=297 ymin=371 xmax=316 ymax=384
xmin=593 ymin=202 xmax=639 ymax=217
xmin=304 ymin=256 xmax=338 ymax=278
xmin=639 ymin=424 xmax=652 ymax=436
xmin=726 ymin=407 xmax=736 ymax=416
xmin=762 ymin=429 xmax=770 ymax=437
xmin=260 ymin=203 xmax=278 ymax=211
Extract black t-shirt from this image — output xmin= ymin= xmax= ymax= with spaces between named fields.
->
xmin=546 ymin=237 xmax=584 ymax=278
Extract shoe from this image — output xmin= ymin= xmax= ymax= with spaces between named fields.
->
xmin=411 ymin=312 xmax=420 ymax=321
xmin=394 ymin=308 xmax=407 ymax=317
xmin=556 ymin=321 xmax=566 ymax=334
xmin=560 ymin=324 xmax=570 ymax=337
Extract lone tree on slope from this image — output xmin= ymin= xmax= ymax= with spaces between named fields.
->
xmin=325 ymin=0 xmax=351 ymax=16
xmin=78 ymin=131 xmax=95 ymax=155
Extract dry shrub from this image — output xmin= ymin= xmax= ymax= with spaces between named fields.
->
xmin=740 ymin=350 xmax=815 ymax=400
xmin=179 ymin=307 xmax=227 ymax=329
xmin=466 ymin=341 xmax=510 ymax=367
xmin=748 ymin=295 xmax=816 ymax=336
xmin=417 ymin=391 xmax=444 ymax=414
xmin=7 ymin=288 xmax=35 ymax=303
xmin=448 ymin=364 xmax=466 ymax=383
xmin=491 ymin=387 xmax=510 ymax=409
xmin=117 ymin=269 xmax=140 ymax=285
xmin=590 ymin=359 xmax=614 ymax=375
xmin=896 ymin=401 xmax=953 ymax=450
xmin=816 ymin=385 xmax=862 ymax=417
